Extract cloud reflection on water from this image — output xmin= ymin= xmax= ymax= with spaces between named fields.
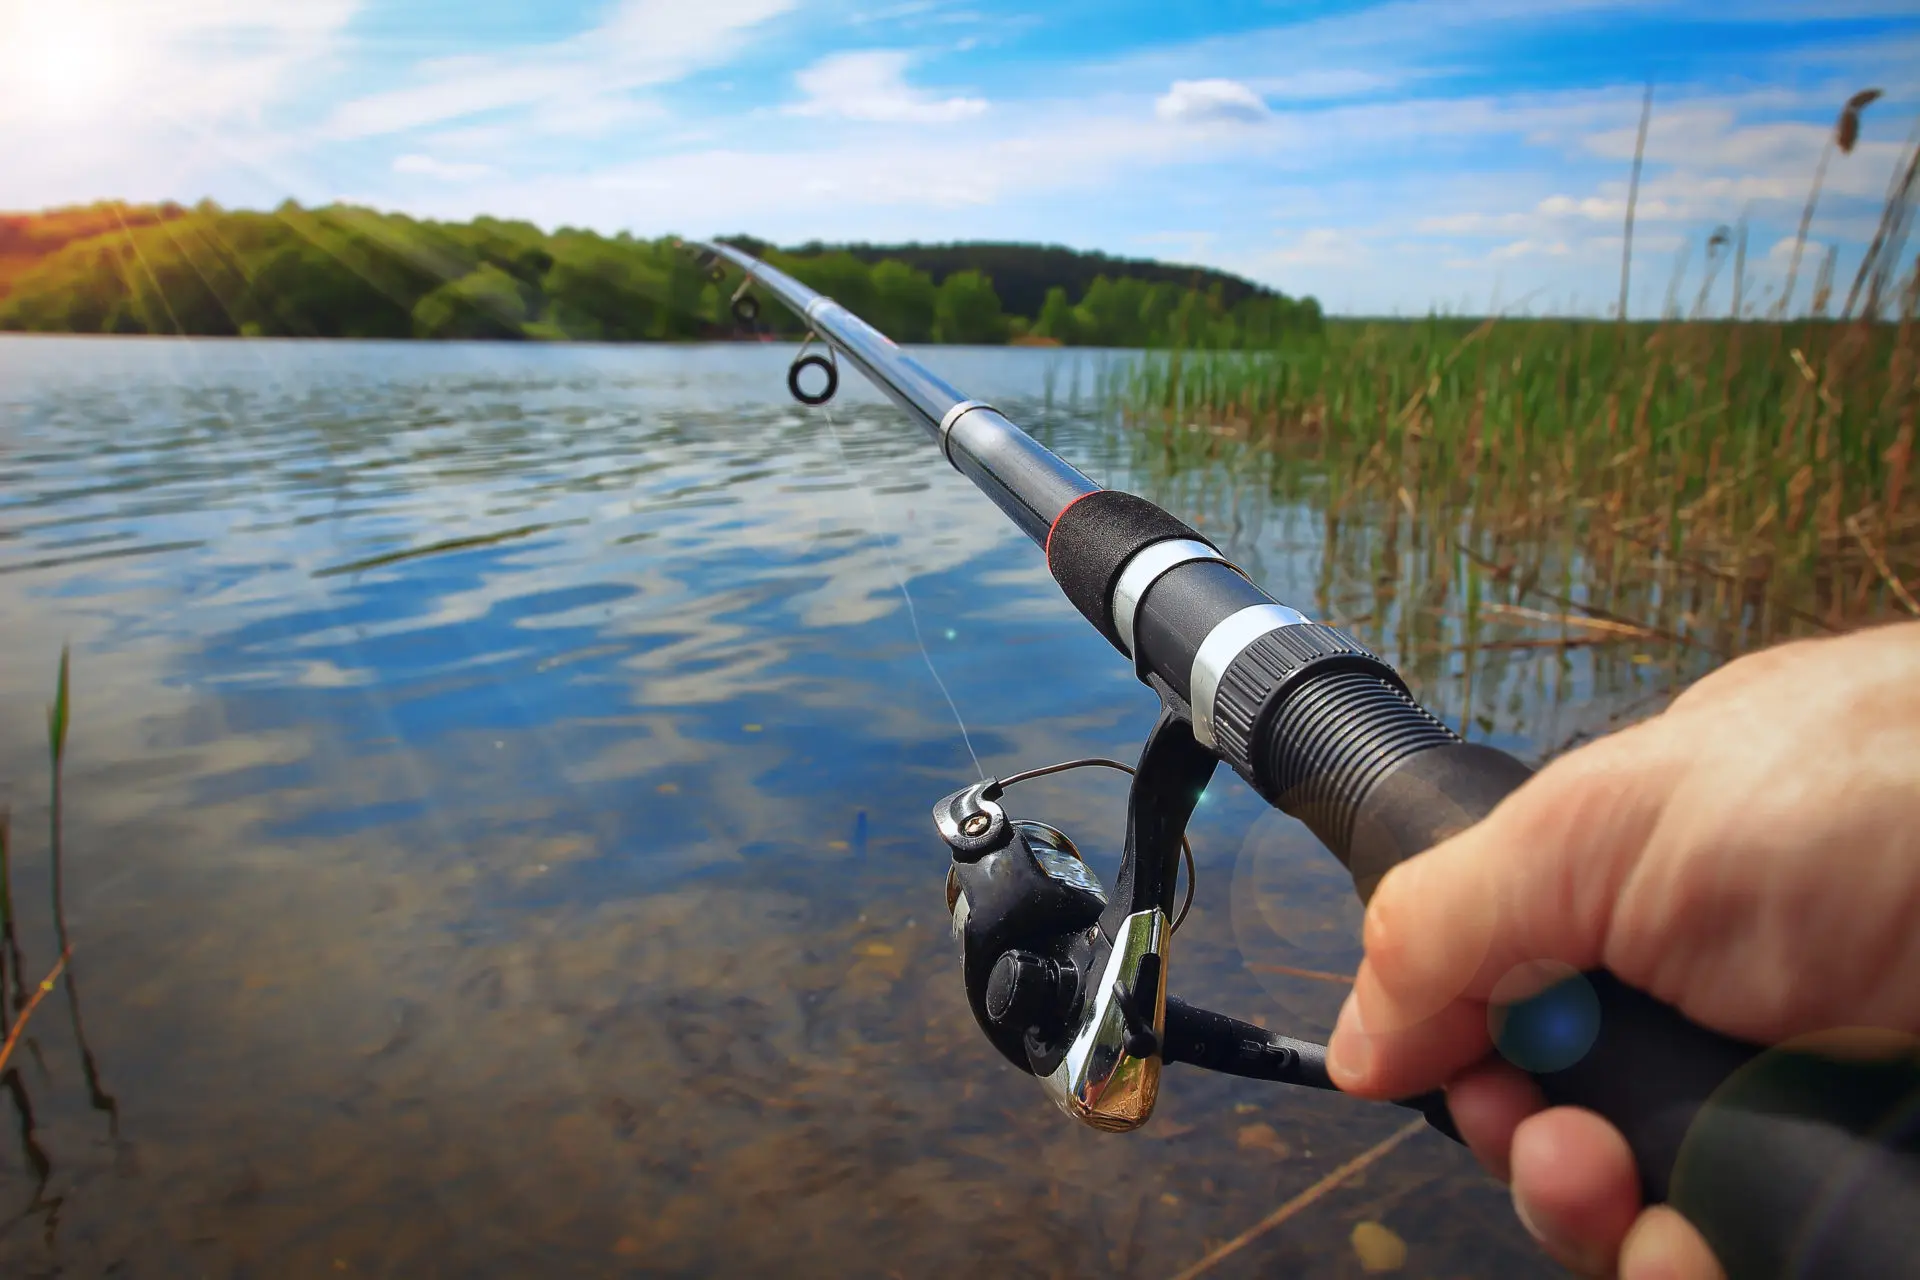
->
xmin=0 ymin=337 xmax=1557 ymax=1277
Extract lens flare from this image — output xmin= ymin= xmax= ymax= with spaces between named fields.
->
xmin=4 ymin=5 xmax=126 ymax=123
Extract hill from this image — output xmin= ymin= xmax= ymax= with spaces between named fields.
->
xmin=0 ymin=201 xmax=194 ymax=296
xmin=0 ymin=201 xmax=1320 ymax=347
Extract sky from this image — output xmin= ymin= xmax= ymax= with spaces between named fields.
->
xmin=1 ymin=0 xmax=1917 ymax=316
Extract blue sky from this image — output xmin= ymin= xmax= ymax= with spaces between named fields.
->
xmin=2 ymin=0 xmax=1916 ymax=314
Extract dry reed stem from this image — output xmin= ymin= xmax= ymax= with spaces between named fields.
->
xmin=1453 ymin=541 xmax=1719 ymax=655
xmin=0 ymin=948 xmax=70 ymax=1076
xmin=1596 ymin=520 xmax=1839 ymax=637
xmin=1423 ymin=635 xmax=1642 ymax=654
xmin=1887 ymin=418 xmax=1914 ymax=528
xmin=1245 ymin=963 xmax=1356 ymax=986
xmin=1845 ymin=126 xmax=1920 ymax=320
xmin=1619 ymin=85 xmax=1653 ymax=323
xmin=1844 ymin=514 xmax=1920 ymax=614
xmin=1169 ymin=1118 xmax=1429 ymax=1280
xmin=1478 ymin=602 xmax=1660 ymax=636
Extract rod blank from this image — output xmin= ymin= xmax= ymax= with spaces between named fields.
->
xmin=691 ymin=240 xmax=1100 ymax=544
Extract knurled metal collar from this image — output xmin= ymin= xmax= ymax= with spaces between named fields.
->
xmin=1110 ymin=538 xmax=1233 ymax=668
xmin=938 ymin=400 xmax=998 ymax=468
xmin=1189 ymin=604 xmax=1313 ymax=749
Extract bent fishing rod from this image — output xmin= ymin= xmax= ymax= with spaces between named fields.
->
xmin=684 ymin=239 xmax=1917 ymax=1278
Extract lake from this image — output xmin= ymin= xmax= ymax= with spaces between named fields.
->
xmin=0 ymin=337 xmax=1679 ymax=1277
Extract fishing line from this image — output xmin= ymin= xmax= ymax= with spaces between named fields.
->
xmin=818 ymin=399 xmax=985 ymax=780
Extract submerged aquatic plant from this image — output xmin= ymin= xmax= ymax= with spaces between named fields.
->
xmin=0 ymin=649 xmax=78 ymax=1079
xmin=0 ymin=643 xmax=116 ymax=1217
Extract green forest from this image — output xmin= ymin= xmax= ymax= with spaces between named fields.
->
xmin=0 ymin=201 xmax=1321 ymax=348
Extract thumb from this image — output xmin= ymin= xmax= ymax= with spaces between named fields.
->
xmin=1329 ymin=727 xmax=1670 ymax=1099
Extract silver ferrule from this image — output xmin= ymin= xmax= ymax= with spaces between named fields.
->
xmin=938 ymin=400 xmax=997 ymax=468
xmin=1189 ymin=604 xmax=1313 ymax=749
xmin=1041 ymin=909 xmax=1169 ymax=1132
xmin=1111 ymin=538 xmax=1233 ymax=667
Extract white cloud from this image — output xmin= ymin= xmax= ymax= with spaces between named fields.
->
xmin=1130 ymin=229 xmax=1219 ymax=259
xmin=1489 ymin=238 xmax=1574 ymax=260
xmin=1419 ymin=210 xmax=1536 ymax=234
xmin=383 ymin=98 xmax=1237 ymax=238
xmin=1155 ymin=79 xmax=1272 ymax=125
xmin=1268 ymin=228 xmax=1369 ymax=267
xmin=393 ymin=154 xmax=494 ymax=182
xmin=1535 ymin=193 xmax=1693 ymax=222
xmin=323 ymin=0 xmax=795 ymax=140
xmin=788 ymin=50 xmax=987 ymax=123
xmin=1765 ymin=234 xmax=1803 ymax=265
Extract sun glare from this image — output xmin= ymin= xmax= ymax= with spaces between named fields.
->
xmin=4 ymin=4 xmax=127 ymax=122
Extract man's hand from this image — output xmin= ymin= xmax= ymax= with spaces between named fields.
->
xmin=1325 ymin=621 xmax=1920 ymax=1277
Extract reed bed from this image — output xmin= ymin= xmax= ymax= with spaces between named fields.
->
xmin=1115 ymin=302 xmax=1919 ymax=660
xmin=1116 ymin=91 xmax=1919 ymax=668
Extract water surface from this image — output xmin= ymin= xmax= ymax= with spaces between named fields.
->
xmin=0 ymin=337 xmax=1670 ymax=1277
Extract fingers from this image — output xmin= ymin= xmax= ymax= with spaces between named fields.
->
xmin=1448 ymin=1086 xmax=1725 ymax=1280
xmin=1327 ymin=958 xmax=1493 ymax=1097
xmin=1329 ymin=727 xmax=1666 ymax=1098
xmin=1619 ymin=1206 xmax=1726 ymax=1280
xmin=1509 ymin=1107 xmax=1642 ymax=1276
xmin=1441 ymin=1057 xmax=1543 ymax=1181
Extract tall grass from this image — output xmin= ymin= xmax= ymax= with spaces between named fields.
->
xmin=1117 ymin=310 xmax=1915 ymax=646
xmin=1115 ymin=93 xmax=1920 ymax=658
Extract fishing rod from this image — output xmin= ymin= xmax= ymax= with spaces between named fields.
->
xmin=684 ymin=239 xmax=1917 ymax=1278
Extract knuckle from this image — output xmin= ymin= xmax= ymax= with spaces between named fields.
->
xmin=1362 ymin=866 xmax=1414 ymax=969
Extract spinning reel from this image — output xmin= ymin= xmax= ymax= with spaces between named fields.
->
xmin=934 ymin=694 xmax=1455 ymax=1135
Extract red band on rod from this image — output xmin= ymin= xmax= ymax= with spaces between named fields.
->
xmin=1045 ymin=490 xmax=1103 ymax=564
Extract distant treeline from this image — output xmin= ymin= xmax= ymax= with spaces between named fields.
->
xmin=0 ymin=201 xmax=1320 ymax=348
xmin=729 ymin=235 xmax=1279 ymax=318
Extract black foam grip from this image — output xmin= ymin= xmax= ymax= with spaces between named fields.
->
xmin=1254 ymin=676 xmax=1920 ymax=1279
xmin=1045 ymin=490 xmax=1212 ymax=650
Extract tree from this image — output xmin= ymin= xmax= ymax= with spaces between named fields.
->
xmin=252 ymin=239 xmax=412 ymax=338
xmin=784 ymin=251 xmax=877 ymax=321
xmin=1034 ymin=286 xmax=1079 ymax=344
xmin=870 ymin=258 xmax=937 ymax=342
xmin=412 ymin=265 xmax=531 ymax=339
xmin=934 ymin=269 xmax=1006 ymax=344
xmin=543 ymin=238 xmax=669 ymax=340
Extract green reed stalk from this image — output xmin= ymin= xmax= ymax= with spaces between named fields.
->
xmin=0 ymin=809 xmax=12 ymax=943
xmin=41 ymin=646 xmax=119 ymax=1127
xmin=47 ymin=648 xmax=69 ymax=956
